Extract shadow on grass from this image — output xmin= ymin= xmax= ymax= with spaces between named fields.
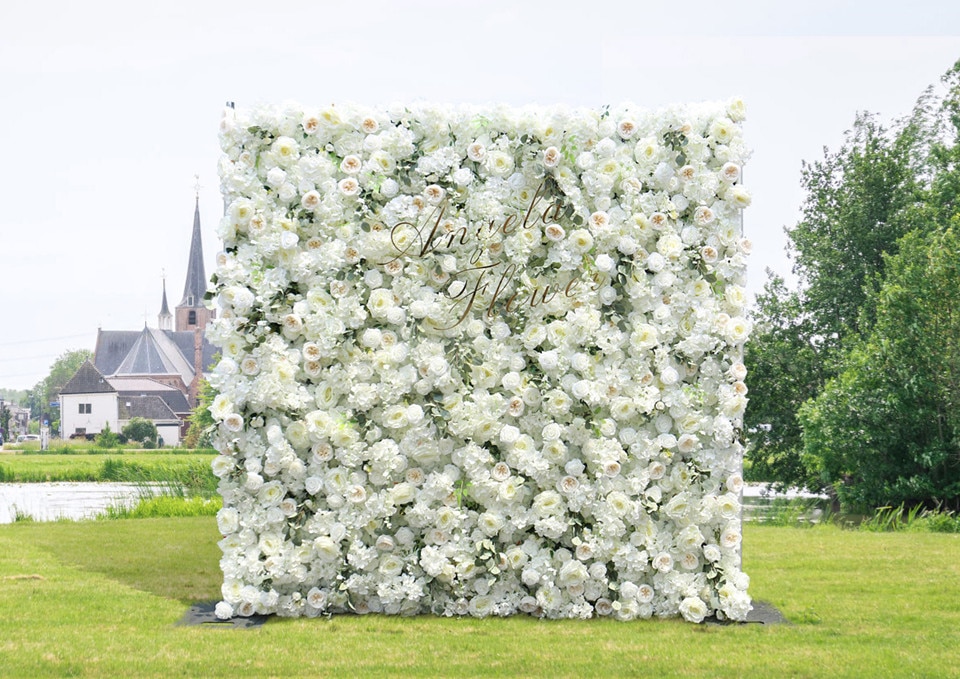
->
xmin=14 ymin=516 xmax=222 ymax=604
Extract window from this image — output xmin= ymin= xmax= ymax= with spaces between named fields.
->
xmin=79 ymin=403 xmax=92 ymax=414
xmin=188 ymin=310 xmax=197 ymax=325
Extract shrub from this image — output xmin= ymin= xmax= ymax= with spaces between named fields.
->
xmin=95 ymin=423 xmax=120 ymax=449
xmin=122 ymin=418 xmax=157 ymax=446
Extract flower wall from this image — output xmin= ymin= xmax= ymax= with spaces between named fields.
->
xmin=210 ymin=100 xmax=753 ymax=622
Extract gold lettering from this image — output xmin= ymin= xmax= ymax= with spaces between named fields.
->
xmin=564 ymin=278 xmax=582 ymax=297
xmin=487 ymin=263 xmax=518 ymax=317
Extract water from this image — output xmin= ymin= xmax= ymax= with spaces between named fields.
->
xmin=742 ymin=482 xmax=830 ymax=523
xmin=0 ymin=482 xmax=147 ymax=523
xmin=0 ymin=480 xmax=824 ymax=525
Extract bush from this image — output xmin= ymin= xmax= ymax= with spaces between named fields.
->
xmin=95 ymin=423 xmax=120 ymax=449
xmin=122 ymin=418 xmax=157 ymax=446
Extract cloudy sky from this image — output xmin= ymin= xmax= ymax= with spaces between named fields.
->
xmin=1 ymin=0 xmax=958 ymax=391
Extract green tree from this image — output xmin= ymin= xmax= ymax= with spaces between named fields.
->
xmin=122 ymin=417 xmax=158 ymax=445
xmin=29 ymin=349 xmax=92 ymax=432
xmin=800 ymin=228 xmax=960 ymax=511
xmin=744 ymin=62 xmax=960 ymax=490
xmin=744 ymin=276 xmax=826 ymax=490
xmin=184 ymin=379 xmax=216 ymax=449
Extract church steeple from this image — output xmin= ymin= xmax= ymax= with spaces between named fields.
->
xmin=158 ymin=273 xmax=173 ymax=331
xmin=180 ymin=195 xmax=206 ymax=309
xmin=175 ymin=181 xmax=216 ymax=332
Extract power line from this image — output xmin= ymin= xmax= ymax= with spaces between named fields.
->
xmin=0 ymin=333 xmax=91 ymax=347
xmin=0 ymin=355 xmax=65 ymax=363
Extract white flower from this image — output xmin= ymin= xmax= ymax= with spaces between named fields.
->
xmin=500 ymin=424 xmax=520 ymax=445
xmin=466 ymin=141 xmax=486 ymax=162
xmin=424 ymin=184 xmax=445 ymax=204
xmin=720 ymin=162 xmax=741 ymax=183
xmin=223 ymin=413 xmax=244 ymax=432
xmin=217 ymin=507 xmax=240 ymax=534
xmin=301 ymin=190 xmax=321 ymax=210
xmin=595 ymin=253 xmax=615 ymax=272
xmin=679 ymin=596 xmax=709 ymax=623
xmin=617 ymin=119 xmax=637 ymax=139
xmin=340 ymin=155 xmax=363 ymax=175
xmin=543 ymin=146 xmax=561 ymax=167
xmin=338 ymin=177 xmax=360 ymax=196
xmin=544 ymin=223 xmax=565 ymax=241
xmin=569 ymin=229 xmax=594 ymax=253
xmin=485 ymin=150 xmax=514 ymax=176
xmin=728 ymin=186 xmax=751 ymax=208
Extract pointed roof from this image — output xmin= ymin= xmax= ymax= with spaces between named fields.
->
xmin=159 ymin=277 xmax=171 ymax=317
xmin=94 ymin=328 xmax=217 ymax=377
xmin=114 ymin=326 xmax=194 ymax=381
xmin=179 ymin=197 xmax=207 ymax=308
xmin=60 ymin=360 xmax=116 ymax=395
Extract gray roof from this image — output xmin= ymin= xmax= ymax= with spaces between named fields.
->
xmin=116 ymin=326 xmax=182 ymax=376
xmin=60 ymin=360 xmax=116 ymax=395
xmin=94 ymin=328 xmax=217 ymax=377
xmin=118 ymin=395 xmax=179 ymax=422
xmin=110 ymin=378 xmax=191 ymax=414
xmin=179 ymin=197 xmax=208 ymax=308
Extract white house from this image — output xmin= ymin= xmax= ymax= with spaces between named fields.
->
xmin=59 ymin=361 xmax=121 ymax=439
xmin=59 ymin=361 xmax=189 ymax=445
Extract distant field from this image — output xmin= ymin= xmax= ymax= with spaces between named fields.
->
xmin=0 ymin=452 xmax=216 ymax=492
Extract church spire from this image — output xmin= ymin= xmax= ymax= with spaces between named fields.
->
xmin=158 ymin=272 xmax=173 ymax=330
xmin=175 ymin=182 xmax=216 ymax=332
xmin=179 ymin=193 xmax=207 ymax=308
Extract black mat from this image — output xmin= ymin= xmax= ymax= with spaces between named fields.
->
xmin=177 ymin=602 xmax=269 ymax=629
xmin=708 ymin=600 xmax=789 ymax=625
xmin=178 ymin=599 xmax=788 ymax=628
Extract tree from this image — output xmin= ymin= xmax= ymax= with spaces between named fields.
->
xmin=122 ymin=417 xmax=158 ymax=445
xmin=800 ymin=228 xmax=960 ymax=511
xmin=745 ymin=61 xmax=960 ymax=491
xmin=744 ymin=275 xmax=825 ymax=490
xmin=746 ymin=114 xmax=922 ymax=488
xmin=183 ymin=379 xmax=216 ymax=449
xmin=29 ymin=349 xmax=92 ymax=431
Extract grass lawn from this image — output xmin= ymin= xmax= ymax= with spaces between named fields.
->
xmin=1 ymin=521 xmax=958 ymax=677
xmin=0 ymin=453 xmax=216 ymax=491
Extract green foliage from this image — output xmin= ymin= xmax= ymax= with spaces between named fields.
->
xmin=858 ymin=504 xmax=960 ymax=533
xmin=94 ymin=422 xmax=120 ymax=449
xmin=0 ymin=452 xmax=216 ymax=489
xmin=99 ymin=494 xmax=221 ymax=519
xmin=184 ymin=378 xmax=216 ymax=448
xmin=800 ymin=229 xmax=960 ymax=511
xmin=745 ymin=277 xmax=826 ymax=490
xmin=749 ymin=60 xmax=960 ymax=513
xmin=121 ymin=417 xmax=157 ymax=445
xmin=26 ymin=348 xmax=92 ymax=425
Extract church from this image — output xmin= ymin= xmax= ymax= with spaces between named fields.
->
xmin=59 ymin=197 xmax=218 ymax=445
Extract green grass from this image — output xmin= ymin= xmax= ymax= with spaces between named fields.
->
xmin=99 ymin=494 xmax=222 ymax=519
xmin=0 ymin=452 xmax=217 ymax=493
xmin=0 ymin=521 xmax=958 ymax=677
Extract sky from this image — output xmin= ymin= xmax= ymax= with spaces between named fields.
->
xmin=1 ymin=0 xmax=958 ymax=392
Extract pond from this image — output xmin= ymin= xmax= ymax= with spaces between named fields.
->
xmin=0 ymin=482 xmax=147 ymax=523
xmin=0 ymin=481 xmax=827 ymax=525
